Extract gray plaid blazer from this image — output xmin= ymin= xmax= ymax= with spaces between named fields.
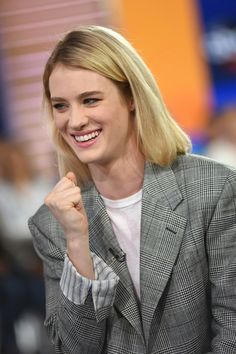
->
xmin=28 ymin=154 xmax=236 ymax=353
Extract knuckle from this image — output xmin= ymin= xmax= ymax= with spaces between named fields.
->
xmin=44 ymin=192 xmax=61 ymax=210
xmin=54 ymin=200 xmax=63 ymax=210
xmin=44 ymin=194 xmax=51 ymax=205
xmin=74 ymin=186 xmax=81 ymax=194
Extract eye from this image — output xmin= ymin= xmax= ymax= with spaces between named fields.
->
xmin=83 ymin=98 xmax=100 ymax=106
xmin=52 ymin=103 xmax=68 ymax=112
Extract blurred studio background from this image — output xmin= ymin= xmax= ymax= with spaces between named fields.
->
xmin=0 ymin=0 xmax=236 ymax=353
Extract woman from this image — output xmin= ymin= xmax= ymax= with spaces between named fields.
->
xmin=29 ymin=25 xmax=236 ymax=353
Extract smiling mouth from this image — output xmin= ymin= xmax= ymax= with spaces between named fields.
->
xmin=73 ymin=130 xmax=101 ymax=142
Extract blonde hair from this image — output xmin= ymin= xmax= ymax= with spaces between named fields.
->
xmin=43 ymin=25 xmax=191 ymax=186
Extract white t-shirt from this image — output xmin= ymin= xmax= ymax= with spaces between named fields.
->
xmin=101 ymin=190 xmax=142 ymax=298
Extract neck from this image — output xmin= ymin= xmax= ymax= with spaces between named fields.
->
xmin=89 ymin=152 xmax=145 ymax=200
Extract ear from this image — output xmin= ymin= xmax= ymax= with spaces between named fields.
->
xmin=129 ymin=97 xmax=135 ymax=112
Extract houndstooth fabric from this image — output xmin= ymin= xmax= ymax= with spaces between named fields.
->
xmin=28 ymin=154 xmax=236 ymax=353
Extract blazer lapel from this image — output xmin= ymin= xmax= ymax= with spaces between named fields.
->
xmin=83 ymin=186 xmax=144 ymax=340
xmin=140 ymin=162 xmax=187 ymax=344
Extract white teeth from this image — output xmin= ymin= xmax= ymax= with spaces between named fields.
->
xmin=74 ymin=130 xmax=99 ymax=142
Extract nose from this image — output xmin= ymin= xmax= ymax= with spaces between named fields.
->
xmin=68 ymin=104 xmax=89 ymax=130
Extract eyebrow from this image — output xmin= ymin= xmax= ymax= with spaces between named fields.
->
xmin=50 ymin=91 xmax=102 ymax=102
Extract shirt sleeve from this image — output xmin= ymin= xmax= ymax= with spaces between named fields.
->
xmin=60 ymin=252 xmax=119 ymax=311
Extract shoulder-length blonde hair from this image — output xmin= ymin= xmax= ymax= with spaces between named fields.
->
xmin=43 ymin=25 xmax=191 ymax=186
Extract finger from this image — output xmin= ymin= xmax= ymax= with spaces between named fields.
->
xmin=58 ymin=187 xmax=85 ymax=210
xmin=52 ymin=176 xmax=77 ymax=192
xmin=66 ymin=171 xmax=77 ymax=186
xmin=46 ymin=188 xmax=81 ymax=210
xmin=61 ymin=186 xmax=86 ymax=212
xmin=56 ymin=187 xmax=82 ymax=205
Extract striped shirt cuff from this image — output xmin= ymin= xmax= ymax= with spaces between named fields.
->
xmin=60 ymin=253 xmax=119 ymax=311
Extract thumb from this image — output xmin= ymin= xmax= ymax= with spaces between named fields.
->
xmin=66 ymin=171 xmax=77 ymax=185
xmin=66 ymin=171 xmax=85 ymax=213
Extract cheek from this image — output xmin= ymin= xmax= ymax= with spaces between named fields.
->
xmin=54 ymin=115 xmax=66 ymax=131
xmin=109 ymin=105 xmax=130 ymax=125
xmin=116 ymin=111 xmax=133 ymax=132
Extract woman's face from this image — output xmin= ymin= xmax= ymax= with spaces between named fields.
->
xmin=49 ymin=64 xmax=137 ymax=170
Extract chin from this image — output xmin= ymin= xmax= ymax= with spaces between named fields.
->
xmin=75 ymin=147 xmax=106 ymax=162
xmin=76 ymin=154 xmax=100 ymax=165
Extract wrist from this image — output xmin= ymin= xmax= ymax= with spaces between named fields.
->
xmin=67 ymin=245 xmax=95 ymax=280
xmin=67 ymin=236 xmax=89 ymax=254
xmin=65 ymin=228 xmax=88 ymax=242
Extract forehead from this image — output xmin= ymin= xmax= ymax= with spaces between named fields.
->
xmin=49 ymin=64 xmax=112 ymax=95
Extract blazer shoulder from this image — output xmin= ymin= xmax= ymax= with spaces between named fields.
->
xmin=175 ymin=153 xmax=236 ymax=178
xmin=171 ymin=154 xmax=236 ymax=201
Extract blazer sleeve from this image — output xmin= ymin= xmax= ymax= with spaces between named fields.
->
xmin=28 ymin=215 xmax=116 ymax=354
xmin=207 ymin=171 xmax=236 ymax=352
xmin=60 ymin=253 xmax=119 ymax=311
